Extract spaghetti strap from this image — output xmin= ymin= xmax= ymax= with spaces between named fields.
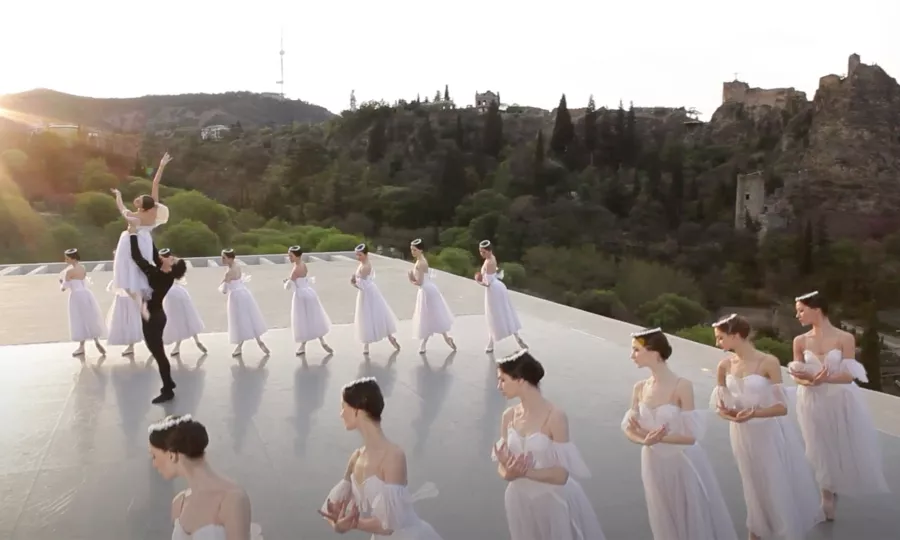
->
xmin=666 ymin=378 xmax=682 ymax=405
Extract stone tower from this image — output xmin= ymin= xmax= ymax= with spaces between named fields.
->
xmin=735 ymin=171 xmax=766 ymax=229
xmin=848 ymin=53 xmax=861 ymax=77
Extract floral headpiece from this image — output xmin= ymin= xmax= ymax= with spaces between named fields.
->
xmin=497 ymin=348 xmax=529 ymax=364
xmin=795 ymin=291 xmax=819 ymax=301
xmin=148 ymin=414 xmax=193 ymax=434
xmin=630 ymin=327 xmax=662 ymax=346
xmin=711 ymin=313 xmax=737 ymax=327
xmin=342 ymin=376 xmax=377 ymax=391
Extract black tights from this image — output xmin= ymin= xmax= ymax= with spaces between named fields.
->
xmin=143 ymin=310 xmax=175 ymax=392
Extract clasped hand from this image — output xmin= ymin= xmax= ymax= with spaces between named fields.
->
xmin=318 ymin=498 xmax=360 ymax=533
xmin=716 ymin=399 xmax=756 ymax=423
xmin=628 ymin=416 xmax=668 ymax=445
xmin=789 ymin=366 xmax=829 ymax=386
xmin=494 ymin=441 xmax=533 ymax=480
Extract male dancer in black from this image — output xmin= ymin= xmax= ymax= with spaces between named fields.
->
xmin=128 ymin=223 xmax=187 ymax=404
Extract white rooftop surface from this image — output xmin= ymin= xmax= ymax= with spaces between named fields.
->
xmin=0 ymin=253 xmax=897 ymax=539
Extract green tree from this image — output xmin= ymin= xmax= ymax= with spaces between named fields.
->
xmin=858 ymin=303 xmax=882 ymax=391
xmin=73 ymin=192 xmax=120 ymax=228
xmin=549 ymin=94 xmax=574 ymax=157
xmin=79 ymin=157 xmax=118 ymax=192
xmin=482 ymin=101 xmax=504 ymax=158
xmin=157 ymin=219 xmax=220 ymax=256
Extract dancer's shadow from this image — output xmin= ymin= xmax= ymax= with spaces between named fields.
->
xmin=479 ymin=352 xmax=507 ymax=453
xmin=108 ymin=360 xmax=159 ymax=454
xmin=70 ymin=363 xmax=109 ymax=461
xmin=356 ymin=350 xmax=399 ymax=397
xmin=229 ymin=356 xmax=269 ymax=453
xmin=171 ymin=355 xmax=207 ymax=416
xmin=411 ymin=351 xmax=456 ymax=456
xmin=291 ymin=354 xmax=332 ymax=456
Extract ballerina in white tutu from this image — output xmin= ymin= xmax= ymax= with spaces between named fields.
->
xmin=285 ymin=245 xmax=334 ymax=356
xmin=320 ymin=377 xmax=442 ymax=539
xmin=108 ymin=152 xmax=172 ymax=321
xmin=622 ymin=327 xmax=738 ymax=540
xmin=408 ymin=239 xmax=456 ymax=354
xmin=219 ymin=249 xmax=269 ymax=357
xmin=351 ymin=244 xmax=400 ymax=355
xmin=60 ymin=248 xmax=107 ymax=357
xmin=788 ymin=291 xmax=889 ymax=520
xmin=492 ymin=349 xmax=607 ymax=540
xmin=106 ymin=248 xmax=143 ymax=357
xmin=158 ymin=248 xmax=208 ymax=357
xmin=710 ymin=315 xmax=823 ymax=540
xmin=476 ymin=240 xmax=526 ymax=353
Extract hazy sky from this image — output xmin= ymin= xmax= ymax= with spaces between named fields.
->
xmin=1 ymin=0 xmax=896 ymax=120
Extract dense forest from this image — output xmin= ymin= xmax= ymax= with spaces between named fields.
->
xmin=1 ymin=88 xmax=898 ymax=392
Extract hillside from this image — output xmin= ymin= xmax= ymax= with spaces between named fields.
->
xmin=0 ymin=89 xmax=335 ymax=133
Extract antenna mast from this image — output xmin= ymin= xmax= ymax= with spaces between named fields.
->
xmin=276 ymin=29 xmax=285 ymax=99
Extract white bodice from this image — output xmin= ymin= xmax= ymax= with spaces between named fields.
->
xmin=61 ymin=279 xmax=89 ymax=292
xmin=787 ymin=348 xmax=869 ymax=391
xmin=172 ymin=520 xmax=225 ymax=540
xmin=321 ymin=476 xmax=439 ymax=534
xmin=498 ymin=428 xmax=591 ymax=478
xmin=622 ymin=403 xmax=708 ymax=456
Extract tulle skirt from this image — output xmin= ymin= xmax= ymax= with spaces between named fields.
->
xmin=163 ymin=284 xmax=205 ymax=343
xmin=354 ymin=282 xmax=398 ymax=344
xmin=106 ymin=293 xmax=143 ymax=345
xmin=68 ymin=289 xmax=107 ymax=341
xmin=411 ymin=279 xmax=453 ymax=339
xmin=485 ymin=279 xmax=521 ymax=341
xmin=227 ymin=287 xmax=267 ymax=343
xmin=111 ymin=228 xmax=153 ymax=295
xmin=504 ymin=478 xmax=606 ymax=540
xmin=291 ymin=286 xmax=331 ymax=342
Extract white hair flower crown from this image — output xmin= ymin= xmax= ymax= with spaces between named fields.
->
xmin=795 ymin=291 xmax=819 ymax=301
xmin=288 ymin=245 xmax=302 ymax=253
xmin=630 ymin=327 xmax=662 ymax=338
xmin=497 ymin=348 xmax=529 ymax=364
xmin=221 ymin=248 xmax=234 ymax=255
xmin=148 ymin=414 xmax=193 ymax=434
xmin=410 ymin=238 xmax=423 ymax=246
xmin=158 ymin=248 xmax=171 ymax=257
xmin=64 ymin=248 xmax=78 ymax=256
xmin=479 ymin=240 xmax=491 ymax=248
xmin=354 ymin=243 xmax=367 ymax=253
xmin=711 ymin=313 xmax=737 ymax=327
xmin=342 ymin=376 xmax=377 ymax=391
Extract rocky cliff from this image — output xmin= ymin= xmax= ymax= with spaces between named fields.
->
xmin=0 ymin=89 xmax=335 ymax=133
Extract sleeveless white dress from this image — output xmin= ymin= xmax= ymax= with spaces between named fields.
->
xmin=61 ymin=276 xmax=107 ymax=341
xmin=410 ymin=265 xmax=454 ymax=339
xmin=492 ymin=429 xmax=607 ymax=540
xmin=220 ymin=277 xmax=268 ymax=343
xmin=111 ymin=204 xmax=169 ymax=295
xmin=354 ymin=268 xmax=398 ymax=344
xmin=106 ymin=292 xmax=143 ymax=346
xmin=481 ymin=261 xmax=522 ymax=342
xmin=171 ymin=520 xmax=264 ymax=539
xmin=622 ymin=403 xmax=738 ymax=540
xmin=163 ymin=280 xmax=206 ymax=344
xmin=788 ymin=348 xmax=890 ymax=496
xmin=321 ymin=476 xmax=441 ymax=539
xmin=285 ymin=276 xmax=331 ymax=341
xmin=711 ymin=375 xmax=823 ymax=539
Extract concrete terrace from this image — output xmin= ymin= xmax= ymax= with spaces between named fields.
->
xmin=0 ymin=253 xmax=898 ymax=540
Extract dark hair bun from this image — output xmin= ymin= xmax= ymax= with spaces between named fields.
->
xmin=148 ymin=415 xmax=209 ymax=458
xmin=496 ymin=350 xmax=545 ymax=386
xmin=342 ymin=377 xmax=385 ymax=422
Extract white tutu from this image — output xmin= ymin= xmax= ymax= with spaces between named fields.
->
xmin=711 ymin=377 xmax=823 ymax=538
xmin=790 ymin=351 xmax=890 ymax=496
xmin=106 ymin=293 xmax=143 ymax=346
xmin=221 ymin=278 xmax=267 ymax=343
xmin=322 ymin=478 xmax=442 ymax=539
xmin=481 ymin=263 xmax=521 ymax=341
xmin=163 ymin=281 xmax=205 ymax=344
xmin=110 ymin=206 xmax=168 ymax=295
xmin=62 ymin=278 xmax=107 ymax=341
xmin=285 ymin=277 xmax=331 ymax=342
xmin=354 ymin=271 xmax=398 ymax=344
xmin=623 ymin=404 xmax=739 ymax=540
xmin=411 ymin=271 xmax=454 ymax=339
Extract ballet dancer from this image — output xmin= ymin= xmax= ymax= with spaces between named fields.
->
xmin=408 ymin=238 xmax=456 ymax=354
xmin=351 ymin=243 xmax=400 ymax=355
xmin=285 ymin=245 xmax=334 ymax=356
xmin=709 ymin=315 xmax=822 ymax=540
xmin=623 ymin=327 xmax=738 ymax=540
xmin=129 ymin=224 xmax=187 ymax=404
xmin=476 ymin=240 xmax=526 ymax=353
xmin=159 ymin=249 xmax=207 ymax=357
xmin=789 ymin=291 xmax=889 ymax=520
xmin=493 ymin=349 xmax=607 ymax=540
xmin=148 ymin=414 xmax=262 ymax=539
xmin=60 ymin=248 xmax=107 ymax=357
xmin=320 ymin=377 xmax=442 ymax=538
xmin=220 ymin=249 xmax=269 ymax=357
xmin=109 ymin=151 xmax=172 ymax=320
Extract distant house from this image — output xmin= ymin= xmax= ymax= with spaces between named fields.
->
xmin=201 ymin=124 xmax=230 ymax=140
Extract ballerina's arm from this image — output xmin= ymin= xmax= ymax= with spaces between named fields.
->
xmin=746 ymin=356 xmax=789 ymax=417
xmin=623 ymin=381 xmax=650 ymax=444
xmin=655 ymin=380 xmax=698 ymax=445
xmin=354 ymin=450 xmax=405 ymax=535
xmin=494 ymin=407 xmax=515 ymax=480
xmin=522 ymin=410 xmax=570 ymax=485
xmin=827 ymin=332 xmax=860 ymax=384
xmin=219 ymin=489 xmax=252 ymax=540
xmin=112 ymin=189 xmax=140 ymax=224
xmin=150 ymin=153 xmax=171 ymax=202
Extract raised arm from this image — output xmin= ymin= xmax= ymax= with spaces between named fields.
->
xmin=130 ymin=232 xmax=157 ymax=277
xmin=151 ymin=152 xmax=172 ymax=202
